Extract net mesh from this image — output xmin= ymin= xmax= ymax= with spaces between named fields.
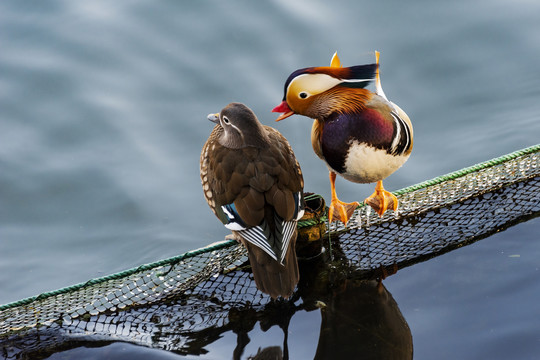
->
xmin=1 ymin=145 xmax=539 ymax=358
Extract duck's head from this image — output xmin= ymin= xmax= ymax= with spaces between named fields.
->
xmin=208 ymin=102 xmax=268 ymax=149
xmin=272 ymin=53 xmax=378 ymax=121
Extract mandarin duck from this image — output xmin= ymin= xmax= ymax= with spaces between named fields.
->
xmin=200 ymin=102 xmax=304 ymax=299
xmin=272 ymin=52 xmax=413 ymax=223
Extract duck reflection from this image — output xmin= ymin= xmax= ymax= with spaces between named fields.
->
xmin=313 ymin=278 xmax=412 ymax=359
xmin=298 ymin=249 xmax=413 ymax=360
xmin=236 ymin=251 xmax=413 ymax=360
xmin=247 ymin=346 xmax=283 ymax=359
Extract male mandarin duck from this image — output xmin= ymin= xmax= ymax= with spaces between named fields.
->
xmin=200 ymin=102 xmax=304 ymax=299
xmin=272 ymin=52 xmax=413 ymax=223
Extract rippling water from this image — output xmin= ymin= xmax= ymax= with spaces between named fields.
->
xmin=1 ymin=0 xmax=539 ymax=358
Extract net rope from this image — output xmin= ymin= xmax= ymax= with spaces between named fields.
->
xmin=1 ymin=144 xmax=539 ymax=358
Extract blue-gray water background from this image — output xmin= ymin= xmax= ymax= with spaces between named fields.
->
xmin=1 ymin=1 xmax=539 ymax=358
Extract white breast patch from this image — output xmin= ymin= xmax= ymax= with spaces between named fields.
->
xmin=339 ymin=141 xmax=410 ymax=183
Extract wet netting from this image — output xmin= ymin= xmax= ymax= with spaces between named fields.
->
xmin=1 ymin=144 xmax=539 ymax=359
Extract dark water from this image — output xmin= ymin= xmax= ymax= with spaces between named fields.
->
xmin=1 ymin=0 xmax=539 ymax=359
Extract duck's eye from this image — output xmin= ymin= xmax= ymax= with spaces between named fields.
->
xmin=222 ymin=116 xmax=230 ymax=124
xmin=299 ymin=92 xmax=308 ymax=99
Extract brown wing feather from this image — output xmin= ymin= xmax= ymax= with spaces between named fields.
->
xmin=234 ymin=188 xmax=265 ymax=225
xmin=263 ymin=126 xmax=304 ymax=221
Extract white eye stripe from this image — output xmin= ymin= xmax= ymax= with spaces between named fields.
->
xmin=219 ymin=114 xmax=242 ymax=138
xmin=287 ymin=73 xmax=342 ymax=97
xmin=340 ymin=78 xmax=374 ymax=84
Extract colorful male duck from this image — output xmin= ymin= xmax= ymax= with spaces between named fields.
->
xmin=273 ymin=52 xmax=413 ymax=223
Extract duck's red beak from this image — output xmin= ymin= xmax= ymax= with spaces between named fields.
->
xmin=272 ymin=101 xmax=295 ymax=122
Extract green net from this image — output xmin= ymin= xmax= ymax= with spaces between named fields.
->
xmin=1 ymin=144 xmax=539 ymax=358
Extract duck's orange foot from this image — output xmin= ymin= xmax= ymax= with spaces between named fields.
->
xmin=364 ymin=181 xmax=398 ymax=217
xmin=328 ymin=198 xmax=359 ymax=224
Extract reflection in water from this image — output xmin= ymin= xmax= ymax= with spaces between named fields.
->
xmin=248 ymin=346 xmax=283 ymax=360
xmin=314 ymin=279 xmax=412 ymax=359
xmin=231 ymin=251 xmax=413 ymax=360
xmin=301 ymin=253 xmax=412 ymax=360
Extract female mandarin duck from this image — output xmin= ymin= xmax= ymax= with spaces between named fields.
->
xmin=272 ymin=52 xmax=413 ymax=223
xmin=201 ymin=102 xmax=304 ymax=299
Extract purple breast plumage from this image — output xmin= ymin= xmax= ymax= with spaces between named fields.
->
xmin=320 ymin=108 xmax=395 ymax=174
